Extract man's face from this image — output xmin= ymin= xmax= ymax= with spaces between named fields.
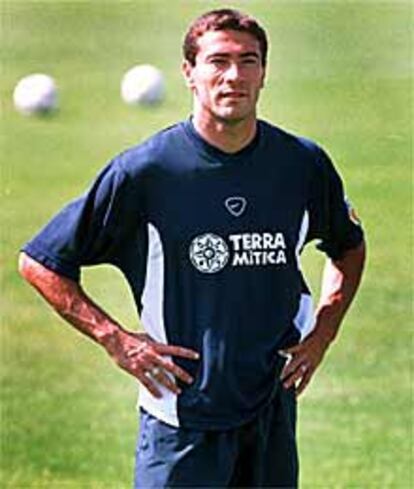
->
xmin=183 ymin=29 xmax=266 ymax=124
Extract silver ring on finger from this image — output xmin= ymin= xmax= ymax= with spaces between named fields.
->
xmin=145 ymin=367 xmax=161 ymax=379
xmin=300 ymin=363 xmax=309 ymax=373
xmin=151 ymin=366 xmax=161 ymax=377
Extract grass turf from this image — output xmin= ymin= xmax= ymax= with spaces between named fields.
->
xmin=1 ymin=1 xmax=412 ymax=487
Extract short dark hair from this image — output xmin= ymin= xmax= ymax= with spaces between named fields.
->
xmin=183 ymin=9 xmax=268 ymax=67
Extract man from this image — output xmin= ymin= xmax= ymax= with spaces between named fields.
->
xmin=19 ymin=8 xmax=366 ymax=488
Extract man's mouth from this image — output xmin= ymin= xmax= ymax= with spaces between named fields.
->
xmin=219 ymin=91 xmax=248 ymax=100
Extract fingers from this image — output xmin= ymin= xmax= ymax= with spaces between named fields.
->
xmin=119 ymin=339 xmax=199 ymax=397
xmin=139 ymin=370 xmax=163 ymax=398
xmin=156 ymin=357 xmax=194 ymax=384
xmin=280 ymin=343 xmax=302 ymax=355
xmin=154 ymin=369 xmax=182 ymax=395
xmin=155 ymin=343 xmax=200 ymax=360
xmin=281 ymin=361 xmax=311 ymax=392
xmin=125 ymin=359 xmax=194 ymax=396
xmin=138 ymin=366 xmax=183 ymax=398
xmin=280 ymin=347 xmax=313 ymax=394
xmin=280 ymin=335 xmax=329 ymax=395
xmin=124 ymin=334 xmax=199 ymax=361
xmin=295 ymin=368 xmax=312 ymax=396
xmin=281 ymin=361 xmax=306 ymax=389
xmin=138 ymin=367 xmax=181 ymax=397
xmin=108 ymin=330 xmax=200 ymax=398
xmin=126 ymin=352 xmax=194 ymax=385
xmin=280 ymin=349 xmax=306 ymax=384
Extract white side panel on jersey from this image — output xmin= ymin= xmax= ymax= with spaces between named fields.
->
xmin=294 ymin=294 xmax=315 ymax=340
xmin=139 ymin=222 xmax=179 ymax=427
xmin=294 ymin=210 xmax=316 ymax=340
xmin=295 ymin=210 xmax=309 ymax=261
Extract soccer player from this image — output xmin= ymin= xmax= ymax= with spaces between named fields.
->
xmin=19 ymin=8 xmax=366 ymax=488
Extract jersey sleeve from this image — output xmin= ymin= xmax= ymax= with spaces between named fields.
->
xmin=306 ymin=147 xmax=364 ymax=260
xmin=21 ymin=156 xmax=143 ymax=281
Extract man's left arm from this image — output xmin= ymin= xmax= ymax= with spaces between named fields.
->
xmin=281 ymin=240 xmax=366 ymax=395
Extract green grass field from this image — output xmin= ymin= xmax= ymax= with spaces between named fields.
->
xmin=1 ymin=1 xmax=412 ymax=487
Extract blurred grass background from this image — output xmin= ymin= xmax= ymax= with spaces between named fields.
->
xmin=1 ymin=0 xmax=412 ymax=487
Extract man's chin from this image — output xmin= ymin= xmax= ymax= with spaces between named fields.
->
xmin=213 ymin=108 xmax=254 ymax=125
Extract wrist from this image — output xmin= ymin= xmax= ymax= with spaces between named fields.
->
xmin=314 ymin=327 xmax=335 ymax=350
xmin=95 ymin=322 xmax=124 ymax=351
xmin=313 ymin=310 xmax=341 ymax=347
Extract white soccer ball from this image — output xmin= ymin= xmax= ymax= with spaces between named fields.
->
xmin=121 ymin=64 xmax=165 ymax=105
xmin=13 ymin=73 xmax=58 ymax=115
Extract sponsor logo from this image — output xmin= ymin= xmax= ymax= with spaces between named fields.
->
xmin=225 ymin=196 xmax=247 ymax=217
xmin=189 ymin=231 xmax=287 ymax=273
xmin=189 ymin=233 xmax=230 ymax=274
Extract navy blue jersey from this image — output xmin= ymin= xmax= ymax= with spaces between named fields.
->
xmin=22 ymin=119 xmax=363 ymax=429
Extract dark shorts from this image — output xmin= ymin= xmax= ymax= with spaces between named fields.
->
xmin=134 ymin=386 xmax=298 ymax=488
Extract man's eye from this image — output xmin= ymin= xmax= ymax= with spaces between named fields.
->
xmin=243 ymin=58 xmax=259 ymax=65
xmin=210 ymin=58 xmax=227 ymax=66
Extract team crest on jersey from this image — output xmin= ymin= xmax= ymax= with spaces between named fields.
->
xmin=225 ymin=196 xmax=247 ymax=217
xmin=189 ymin=233 xmax=230 ymax=274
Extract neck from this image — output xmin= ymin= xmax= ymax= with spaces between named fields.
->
xmin=192 ymin=108 xmax=257 ymax=154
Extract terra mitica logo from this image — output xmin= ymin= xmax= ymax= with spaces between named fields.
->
xmin=189 ymin=233 xmax=230 ymax=274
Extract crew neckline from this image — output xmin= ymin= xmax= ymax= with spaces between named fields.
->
xmin=182 ymin=117 xmax=262 ymax=163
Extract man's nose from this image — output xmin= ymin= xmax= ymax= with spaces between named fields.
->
xmin=223 ymin=62 xmax=242 ymax=81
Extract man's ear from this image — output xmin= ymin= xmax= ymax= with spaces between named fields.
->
xmin=182 ymin=60 xmax=195 ymax=90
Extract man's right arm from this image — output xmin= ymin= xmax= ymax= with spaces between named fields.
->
xmin=18 ymin=252 xmax=198 ymax=397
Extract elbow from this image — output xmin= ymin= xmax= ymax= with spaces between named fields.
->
xmin=18 ymin=252 xmax=38 ymax=285
xmin=18 ymin=252 xmax=78 ymax=289
xmin=18 ymin=252 xmax=30 ymax=280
